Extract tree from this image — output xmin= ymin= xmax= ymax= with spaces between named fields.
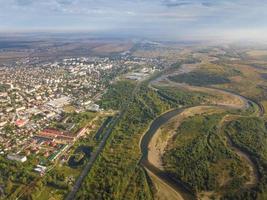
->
xmin=5 ymin=179 xmax=13 ymax=195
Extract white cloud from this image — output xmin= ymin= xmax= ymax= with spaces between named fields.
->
xmin=0 ymin=0 xmax=266 ymax=41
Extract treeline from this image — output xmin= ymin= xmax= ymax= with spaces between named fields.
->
xmin=156 ymin=86 xmax=209 ymax=106
xmin=169 ymin=71 xmax=230 ymax=86
xmin=163 ymin=114 xmax=250 ymax=196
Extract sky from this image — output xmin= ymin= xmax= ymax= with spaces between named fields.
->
xmin=0 ymin=0 xmax=267 ymax=41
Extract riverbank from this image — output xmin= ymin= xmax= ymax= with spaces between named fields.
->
xmin=148 ymin=106 xmax=223 ymax=170
xmin=139 ymin=58 xmax=264 ymax=200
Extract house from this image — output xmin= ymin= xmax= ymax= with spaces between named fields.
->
xmin=7 ymin=154 xmax=27 ymax=162
xmin=15 ymin=119 xmax=28 ymax=128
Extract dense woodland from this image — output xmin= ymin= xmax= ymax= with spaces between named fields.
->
xmin=98 ymin=81 xmax=136 ymax=110
xmin=224 ymin=117 xmax=267 ymax=199
xmin=169 ymin=71 xmax=230 ymax=86
xmin=163 ymin=113 xmax=250 ymax=197
xmin=0 ymin=157 xmax=37 ymax=199
xmin=156 ymin=86 xmax=209 ymax=106
xmin=76 ymin=80 xmax=209 ymax=199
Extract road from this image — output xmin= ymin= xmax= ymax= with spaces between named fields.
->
xmin=65 ymin=81 xmax=141 ymax=200
xmin=65 ymin=114 xmax=121 ymax=200
xmin=94 ymin=116 xmax=113 ymax=140
xmin=66 ymin=60 xmax=265 ymax=200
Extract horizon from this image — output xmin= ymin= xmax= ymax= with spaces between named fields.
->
xmin=1 ymin=0 xmax=267 ymax=42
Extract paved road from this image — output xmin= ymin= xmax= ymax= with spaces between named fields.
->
xmin=65 ymin=114 xmax=121 ymax=200
xmin=66 ymin=63 xmax=265 ymax=200
xmin=65 ymin=82 xmax=141 ymax=200
xmin=94 ymin=116 xmax=113 ymax=141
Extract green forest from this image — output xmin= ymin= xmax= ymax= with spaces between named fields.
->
xmin=169 ymin=71 xmax=230 ymax=86
xmin=75 ymin=80 xmax=209 ymax=199
xmin=224 ymin=117 xmax=267 ymax=199
xmin=163 ymin=113 xmax=250 ymax=197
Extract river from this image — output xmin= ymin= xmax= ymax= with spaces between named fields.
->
xmin=139 ymin=108 xmax=195 ymax=200
xmin=139 ymin=63 xmax=262 ymax=199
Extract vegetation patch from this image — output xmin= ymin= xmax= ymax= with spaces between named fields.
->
xmin=155 ymin=86 xmax=210 ymax=106
xmin=226 ymin=117 xmax=267 ymax=160
xmin=68 ymin=146 xmax=92 ymax=168
xmin=75 ymin=81 xmax=209 ymax=199
xmin=0 ymin=83 xmax=10 ymax=92
xmin=98 ymin=80 xmax=136 ymax=110
xmin=169 ymin=71 xmax=230 ymax=86
xmin=224 ymin=117 xmax=267 ymax=199
xmin=163 ymin=113 xmax=250 ymax=196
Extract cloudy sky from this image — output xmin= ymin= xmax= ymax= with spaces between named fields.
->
xmin=0 ymin=0 xmax=267 ymax=41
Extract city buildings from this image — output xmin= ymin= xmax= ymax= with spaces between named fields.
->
xmin=0 ymin=55 xmax=164 ymax=165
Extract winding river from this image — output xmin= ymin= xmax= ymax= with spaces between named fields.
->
xmin=139 ymin=62 xmax=263 ymax=200
xmin=139 ymin=108 xmax=195 ymax=200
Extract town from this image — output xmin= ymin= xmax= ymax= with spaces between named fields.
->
xmin=0 ymin=54 xmax=164 ymax=173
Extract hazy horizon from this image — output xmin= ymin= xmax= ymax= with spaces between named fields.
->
xmin=1 ymin=0 xmax=267 ymax=42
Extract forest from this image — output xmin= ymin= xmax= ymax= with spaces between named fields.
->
xmin=75 ymin=80 xmax=209 ymax=199
xmin=169 ymin=71 xmax=230 ymax=86
xmin=163 ymin=113 xmax=250 ymax=197
xmin=224 ymin=117 xmax=267 ymax=199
